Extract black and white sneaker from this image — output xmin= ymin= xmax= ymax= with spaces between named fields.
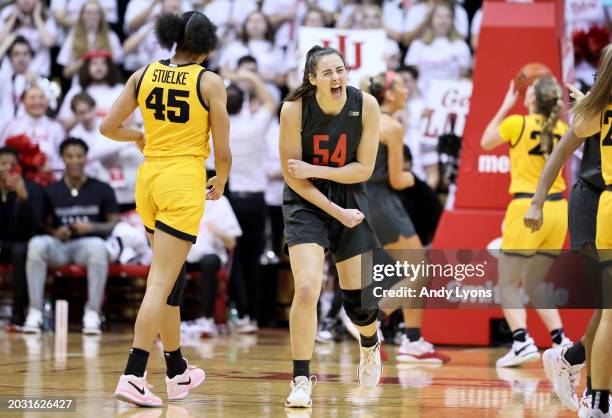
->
xmin=496 ymin=337 xmax=540 ymax=368
xmin=315 ymin=319 xmax=335 ymax=344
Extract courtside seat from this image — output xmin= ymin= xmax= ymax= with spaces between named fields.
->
xmin=49 ymin=264 xmax=212 ymax=280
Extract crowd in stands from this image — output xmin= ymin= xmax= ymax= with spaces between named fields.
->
xmin=0 ymin=0 xmax=610 ymax=337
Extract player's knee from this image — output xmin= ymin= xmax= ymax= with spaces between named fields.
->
xmin=166 ymin=264 xmax=186 ymax=307
xmin=294 ymin=283 xmax=319 ymax=307
xmin=342 ymin=288 xmax=379 ymax=327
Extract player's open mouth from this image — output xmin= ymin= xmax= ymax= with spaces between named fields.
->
xmin=331 ymin=85 xmax=342 ymax=98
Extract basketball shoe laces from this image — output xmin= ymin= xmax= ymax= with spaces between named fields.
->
xmin=364 ymin=344 xmax=379 ymax=374
xmin=566 ymin=365 xmax=580 ymax=389
xmin=554 ymin=359 xmax=580 ymax=398
xmin=291 ymin=375 xmax=317 ymax=395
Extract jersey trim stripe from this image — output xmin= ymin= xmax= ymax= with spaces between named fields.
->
xmin=159 ymin=59 xmax=200 ymax=68
xmin=135 ymin=64 xmax=150 ymax=99
xmin=510 ymin=115 xmax=526 ymax=148
xmin=196 ymin=68 xmax=209 ymax=112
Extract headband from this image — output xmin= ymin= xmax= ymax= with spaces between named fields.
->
xmin=83 ymin=49 xmax=112 ymax=61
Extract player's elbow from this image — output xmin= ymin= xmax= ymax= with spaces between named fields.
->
xmin=389 ymin=174 xmax=404 ymax=190
xmin=99 ymin=118 xmax=114 ymax=138
xmin=214 ymin=147 xmax=232 ymax=166
xmin=359 ymin=163 xmax=375 ymax=182
xmin=480 ymin=134 xmax=495 ymax=151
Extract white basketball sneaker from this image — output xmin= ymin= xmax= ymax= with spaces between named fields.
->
xmin=396 ymin=336 xmax=451 ymax=364
xmin=22 ymin=308 xmax=43 ymax=334
xmin=285 ymin=376 xmax=316 ymax=408
xmin=82 ymin=309 xmax=102 ymax=335
xmin=358 ymin=342 xmax=383 ymax=389
xmin=580 ymin=390 xmax=592 ymax=418
xmin=496 ymin=337 xmax=540 ymax=368
xmin=114 ymin=372 xmax=162 ymax=407
xmin=542 ymin=347 xmax=582 ymax=411
xmin=165 ymin=358 xmax=206 ymax=400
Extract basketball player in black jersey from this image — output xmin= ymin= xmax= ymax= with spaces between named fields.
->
xmin=279 ymin=45 xmax=382 ymax=408
xmin=525 ymin=83 xmax=605 ymax=415
xmin=364 ymin=71 xmax=450 ymax=364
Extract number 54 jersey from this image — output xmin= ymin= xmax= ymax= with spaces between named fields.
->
xmin=300 ymin=85 xmax=363 ymax=169
xmin=498 ymin=113 xmax=568 ymax=194
xmin=136 ymin=59 xmax=211 ymax=159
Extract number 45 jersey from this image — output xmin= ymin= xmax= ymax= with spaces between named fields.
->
xmin=498 ymin=113 xmax=568 ymax=194
xmin=136 ymin=59 xmax=211 ymax=159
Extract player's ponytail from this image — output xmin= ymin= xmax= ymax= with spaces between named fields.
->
xmin=285 ymin=46 xmax=346 ymax=102
xmin=364 ymin=71 xmax=397 ymax=104
xmin=534 ymin=76 xmax=563 ymax=158
xmin=155 ymin=11 xmax=217 ymax=55
xmin=155 ymin=13 xmax=184 ymax=50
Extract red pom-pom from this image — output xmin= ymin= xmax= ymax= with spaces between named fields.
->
xmin=573 ymin=30 xmax=589 ymax=63
xmin=4 ymin=134 xmax=52 ymax=187
xmin=586 ymin=25 xmax=611 ymax=66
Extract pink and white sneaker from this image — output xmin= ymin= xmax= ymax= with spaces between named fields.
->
xmin=114 ymin=372 xmax=162 ymax=407
xmin=166 ymin=358 xmax=206 ymax=400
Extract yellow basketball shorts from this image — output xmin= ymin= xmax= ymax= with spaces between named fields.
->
xmin=135 ymin=156 xmax=206 ymax=243
xmin=501 ymin=197 xmax=568 ymax=255
xmin=596 ymin=190 xmax=612 ymax=263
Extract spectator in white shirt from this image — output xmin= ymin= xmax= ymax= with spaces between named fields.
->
xmin=51 ymin=0 xmax=118 ymax=30
xmin=182 ymin=196 xmax=242 ymax=337
xmin=0 ymin=36 xmax=42 ymax=121
xmin=0 ymin=85 xmax=65 ymax=178
xmin=385 ymin=0 xmax=468 ymax=47
xmin=58 ymin=51 xmax=124 ymax=131
xmin=264 ymin=118 xmax=284 ymax=258
xmin=203 ymin=0 xmax=258 ymax=48
xmin=68 ymin=92 xmax=143 ymax=208
xmin=261 ymin=0 xmax=336 ymax=49
xmin=397 ymin=64 xmax=438 ymax=187
xmin=219 ymin=11 xmax=285 ymax=85
xmin=123 ymin=0 xmax=192 ymax=35
xmin=0 ymin=0 xmax=57 ymax=77
xmin=57 ymin=0 xmax=123 ymax=79
xmin=122 ymin=0 xmax=182 ymax=71
xmin=224 ymin=67 xmax=276 ymax=331
xmin=286 ymin=7 xmax=328 ymax=91
xmin=404 ymin=2 xmax=471 ymax=92
xmin=356 ymin=4 xmax=401 ymax=70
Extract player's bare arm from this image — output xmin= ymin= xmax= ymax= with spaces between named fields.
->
xmin=202 ymin=71 xmax=231 ymax=200
xmin=280 ymin=100 xmax=364 ymax=228
xmin=99 ymin=68 xmax=145 ymax=144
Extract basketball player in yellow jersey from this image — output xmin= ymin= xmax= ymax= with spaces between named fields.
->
xmin=100 ymin=11 xmax=231 ymax=407
xmin=481 ymin=76 xmax=571 ymax=368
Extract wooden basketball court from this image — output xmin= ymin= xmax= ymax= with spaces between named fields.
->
xmin=0 ymin=329 xmax=578 ymax=417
